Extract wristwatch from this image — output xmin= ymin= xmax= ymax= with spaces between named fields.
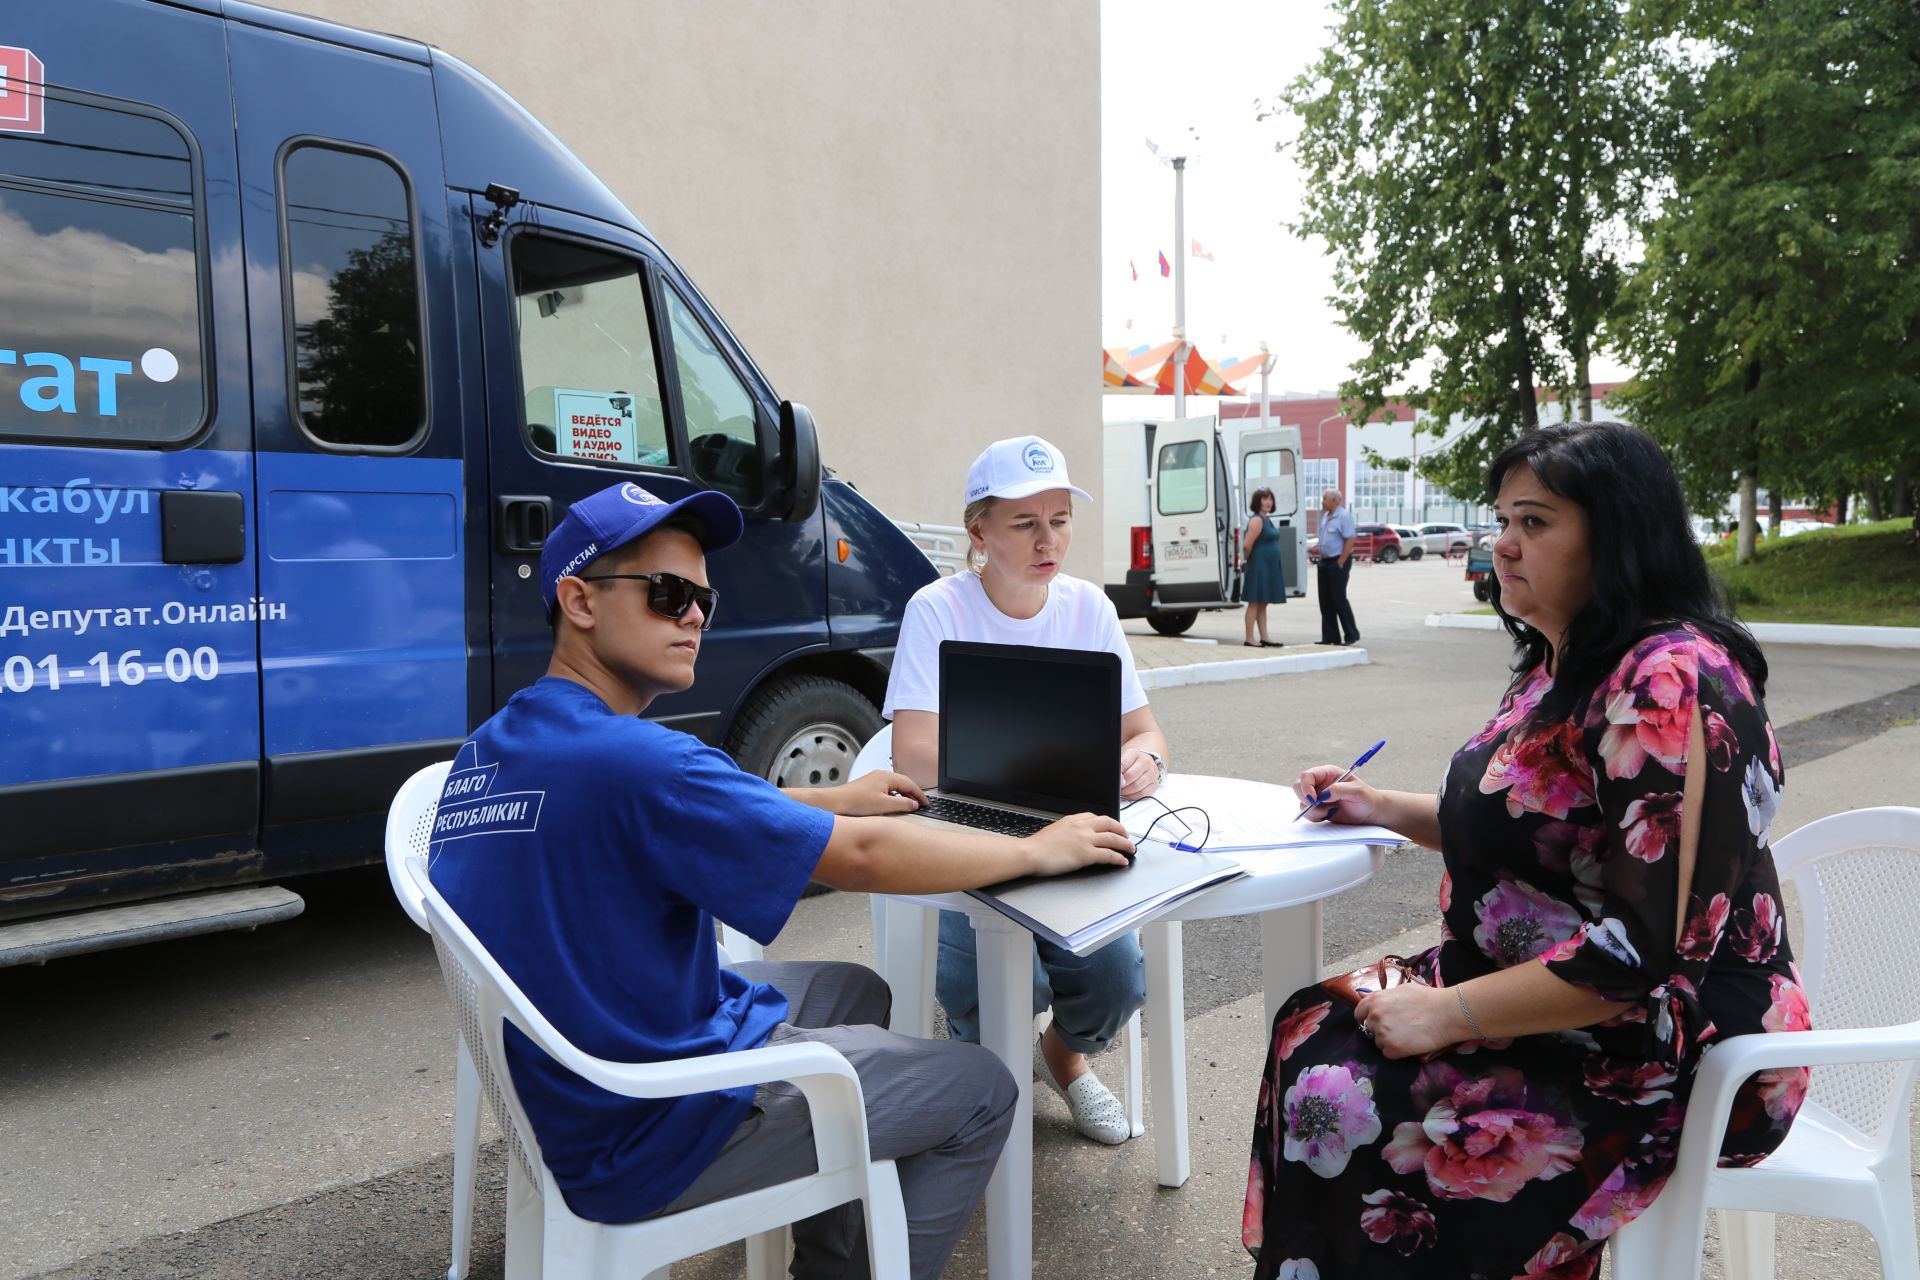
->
xmin=1144 ymin=750 xmax=1167 ymax=787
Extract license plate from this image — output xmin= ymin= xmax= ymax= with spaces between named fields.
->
xmin=1163 ymin=540 xmax=1209 ymax=561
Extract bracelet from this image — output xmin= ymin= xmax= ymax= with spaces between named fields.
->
xmin=1456 ymin=987 xmax=1487 ymax=1041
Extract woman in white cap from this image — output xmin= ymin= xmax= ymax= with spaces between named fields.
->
xmin=881 ymin=434 xmax=1169 ymax=1146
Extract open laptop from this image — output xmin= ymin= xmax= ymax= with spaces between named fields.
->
xmin=897 ymin=640 xmax=1127 ymax=858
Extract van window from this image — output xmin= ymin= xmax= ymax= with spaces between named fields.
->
xmin=1244 ymin=447 xmax=1299 ymax=516
xmin=1157 ymin=440 xmax=1209 ymax=516
xmin=282 ymin=145 xmax=424 ymax=448
xmin=664 ymin=285 xmax=762 ymax=506
xmin=512 ymin=236 xmax=669 ymax=467
xmin=0 ymin=92 xmax=204 ymax=444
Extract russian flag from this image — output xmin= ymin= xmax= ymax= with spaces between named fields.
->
xmin=1158 ymin=251 xmax=1170 ymax=278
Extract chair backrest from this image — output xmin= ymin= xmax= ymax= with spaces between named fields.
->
xmin=405 ymin=849 xmax=551 ymax=1190
xmin=851 ymin=723 xmax=893 ymax=782
xmin=1771 ymin=806 xmax=1920 ymax=1144
xmin=385 ymin=760 xmax=453 ymax=932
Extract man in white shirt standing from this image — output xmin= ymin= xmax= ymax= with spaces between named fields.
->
xmin=1316 ymin=487 xmax=1360 ymax=646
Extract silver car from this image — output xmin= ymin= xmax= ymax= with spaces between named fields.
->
xmin=1413 ymin=522 xmax=1472 ymax=556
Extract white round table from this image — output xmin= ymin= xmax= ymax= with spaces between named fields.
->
xmin=875 ymin=774 xmax=1392 ymax=1280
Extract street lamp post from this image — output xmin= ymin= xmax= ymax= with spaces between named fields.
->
xmin=1148 ymin=135 xmax=1197 ymax=420
xmin=1172 ymin=156 xmax=1187 ymax=420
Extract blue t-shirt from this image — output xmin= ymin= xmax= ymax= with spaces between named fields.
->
xmin=428 ymin=677 xmax=834 ymax=1222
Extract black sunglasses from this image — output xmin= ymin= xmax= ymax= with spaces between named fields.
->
xmin=577 ymin=572 xmax=720 ymax=629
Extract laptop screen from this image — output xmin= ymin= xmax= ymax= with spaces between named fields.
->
xmin=937 ymin=640 xmax=1122 ymax=820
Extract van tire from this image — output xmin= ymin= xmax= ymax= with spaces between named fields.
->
xmin=726 ymin=674 xmax=882 ymax=789
xmin=1473 ymin=578 xmax=1492 ymax=603
xmin=1147 ymin=610 xmax=1198 ymax=636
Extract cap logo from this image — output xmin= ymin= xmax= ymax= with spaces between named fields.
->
xmin=1022 ymin=442 xmax=1054 ymax=474
xmin=620 ymin=483 xmax=665 ymax=507
xmin=558 ymin=541 xmax=598 ymax=578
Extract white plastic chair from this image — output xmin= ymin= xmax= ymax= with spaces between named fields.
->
xmin=400 ymin=845 xmax=910 ymax=1280
xmin=386 ymin=760 xmax=480 ymax=1280
xmin=387 ymin=761 xmax=775 ymax=1278
xmin=856 ymin=723 xmax=1147 ymax=1139
xmin=1611 ymin=806 xmax=1920 ymax=1280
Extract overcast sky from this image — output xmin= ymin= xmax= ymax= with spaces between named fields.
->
xmin=1100 ymin=0 xmax=1632 ymax=397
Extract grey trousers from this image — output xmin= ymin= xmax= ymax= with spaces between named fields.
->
xmin=654 ymin=960 xmax=1016 ymax=1280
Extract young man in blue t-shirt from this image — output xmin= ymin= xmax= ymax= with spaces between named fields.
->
xmin=429 ymin=480 xmax=1133 ymax=1280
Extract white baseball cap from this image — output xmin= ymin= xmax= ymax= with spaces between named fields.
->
xmin=964 ymin=435 xmax=1093 ymax=505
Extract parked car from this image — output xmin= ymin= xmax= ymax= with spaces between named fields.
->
xmin=1389 ymin=525 xmax=1424 ymax=559
xmin=1413 ymin=521 xmax=1473 ymax=556
xmin=1355 ymin=523 xmax=1405 ymax=564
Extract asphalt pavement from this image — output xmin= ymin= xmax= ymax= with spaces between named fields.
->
xmin=6 ymin=556 xmax=1917 ymax=1279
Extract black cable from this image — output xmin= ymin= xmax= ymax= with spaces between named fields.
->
xmin=1120 ymin=794 xmax=1213 ymax=851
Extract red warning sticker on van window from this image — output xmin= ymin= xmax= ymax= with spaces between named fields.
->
xmin=0 ymin=46 xmax=46 ymax=135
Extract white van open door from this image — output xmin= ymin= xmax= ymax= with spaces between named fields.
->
xmin=1148 ymin=415 xmax=1232 ymax=617
xmin=1233 ymin=423 xmax=1308 ymax=598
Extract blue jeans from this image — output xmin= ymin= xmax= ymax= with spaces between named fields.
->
xmin=935 ymin=909 xmax=1147 ymax=1054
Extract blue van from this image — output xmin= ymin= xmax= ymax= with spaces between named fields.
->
xmin=0 ymin=1 xmax=934 ymax=961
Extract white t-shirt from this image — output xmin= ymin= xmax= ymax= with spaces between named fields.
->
xmin=881 ymin=571 xmax=1149 ymax=720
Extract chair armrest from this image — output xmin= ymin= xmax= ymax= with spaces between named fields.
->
xmin=1695 ymin=1023 xmax=1920 ymax=1082
xmin=1663 ymin=1022 xmax=1920 ymax=1205
xmin=535 ymin=1034 xmax=861 ymax=1100
xmin=523 ymin=1034 xmax=876 ymax=1178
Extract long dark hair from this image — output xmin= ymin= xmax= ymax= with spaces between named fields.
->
xmin=1487 ymin=421 xmax=1767 ymax=731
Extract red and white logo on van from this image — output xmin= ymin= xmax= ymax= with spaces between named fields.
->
xmin=0 ymin=46 xmax=46 ymax=136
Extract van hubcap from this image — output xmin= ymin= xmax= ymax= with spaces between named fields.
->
xmin=770 ymin=721 xmax=859 ymax=788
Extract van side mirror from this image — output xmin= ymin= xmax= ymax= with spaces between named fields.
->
xmin=778 ymin=401 xmax=823 ymax=523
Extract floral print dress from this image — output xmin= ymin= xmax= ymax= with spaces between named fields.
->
xmin=1244 ymin=627 xmax=1809 ymax=1280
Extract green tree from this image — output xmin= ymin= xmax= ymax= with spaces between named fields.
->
xmin=1275 ymin=0 xmax=1655 ymax=498
xmin=1611 ymin=0 xmax=1920 ymax=559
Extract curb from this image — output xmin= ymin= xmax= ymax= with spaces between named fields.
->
xmin=1136 ymin=646 xmax=1368 ymax=691
xmin=1425 ymin=613 xmax=1920 ymax=649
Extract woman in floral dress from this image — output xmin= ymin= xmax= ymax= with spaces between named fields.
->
xmin=1243 ymin=422 xmax=1808 ymax=1280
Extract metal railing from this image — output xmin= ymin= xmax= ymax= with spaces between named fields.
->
xmin=893 ymin=521 xmax=969 ymax=577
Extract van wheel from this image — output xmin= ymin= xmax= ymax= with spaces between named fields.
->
xmin=726 ymin=675 xmax=882 ymax=789
xmin=1147 ymin=610 xmax=1198 ymax=636
xmin=1473 ymin=578 xmax=1492 ymax=603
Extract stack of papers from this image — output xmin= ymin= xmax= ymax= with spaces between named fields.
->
xmin=966 ymin=841 xmax=1244 ymax=956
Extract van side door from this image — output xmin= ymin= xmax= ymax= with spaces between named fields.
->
xmin=0 ymin=1 xmax=262 ymax=910
xmin=228 ymin=18 xmax=469 ymax=859
xmin=1149 ymin=415 xmax=1231 ymax=608
xmin=1238 ymin=426 xmax=1306 ymax=596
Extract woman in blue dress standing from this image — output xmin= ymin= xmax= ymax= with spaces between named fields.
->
xmin=1241 ymin=486 xmax=1288 ymax=647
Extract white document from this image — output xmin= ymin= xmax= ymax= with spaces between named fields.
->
xmin=1122 ymin=804 xmax=1405 ymax=855
xmin=965 ymin=841 xmax=1245 ymax=956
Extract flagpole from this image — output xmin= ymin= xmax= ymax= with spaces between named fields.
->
xmin=1259 ymin=340 xmax=1272 ymax=433
xmin=1173 ymin=157 xmax=1187 ymax=419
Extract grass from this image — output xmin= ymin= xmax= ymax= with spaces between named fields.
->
xmin=1703 ymin=519 xmax=1920 ymax=627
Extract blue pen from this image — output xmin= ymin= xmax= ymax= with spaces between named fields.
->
xmin=1293 ymin=739 xmax=1387 ymax=821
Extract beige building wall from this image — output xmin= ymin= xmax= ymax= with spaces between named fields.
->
xmin=286 ymin=1 xmax=1105 ymax=579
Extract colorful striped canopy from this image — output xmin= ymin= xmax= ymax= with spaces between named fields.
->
xmin=1151 ymin=344 xmax=1246 ymax=397
xmin=1103 ymin=347 xmax=1156 ymax=392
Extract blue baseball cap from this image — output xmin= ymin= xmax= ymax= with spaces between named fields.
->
xmin=540 ymin=481 xmax=744 ymax=614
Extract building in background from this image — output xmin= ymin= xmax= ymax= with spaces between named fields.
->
xmin=296 ymin=1 xmax=1104 ymax=575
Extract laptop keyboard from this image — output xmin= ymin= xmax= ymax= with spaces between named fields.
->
xmin=921 ymin=795 xmax=1051 ymax=839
